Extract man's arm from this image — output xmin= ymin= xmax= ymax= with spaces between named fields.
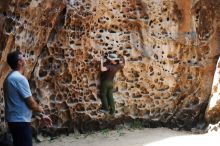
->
xmin=101 ymin=58 xmax=108 ymax=71
xmin=15 ymin=78 xmax=43 ymax=113
xmin=16 ymin=78 xmax=52 ymax=127
xmin=25 ymin=96 xmax=43 ymax=113
xmin=26 ymin=97 xmax=53 ymax=127
xmin=120 ymin=56 xmax=125 ymax=65
xmin=118 ymin=56 xmax=125 ymax=69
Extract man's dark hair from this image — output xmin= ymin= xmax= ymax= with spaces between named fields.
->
xmin=7 ymin=50 xmax=22 ymax=70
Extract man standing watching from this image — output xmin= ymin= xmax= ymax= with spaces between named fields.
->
xmin=3 ymin=50 xmax=52 ymax=146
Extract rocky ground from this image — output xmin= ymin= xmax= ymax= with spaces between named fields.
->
xmin=34 ymin=127 xmax=220 ymax=146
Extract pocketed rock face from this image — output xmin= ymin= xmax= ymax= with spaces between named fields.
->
xmin=205 ymin=0 xmax=220 ymax=127
xmin=0 ymin=0 xmax=219 ymax=134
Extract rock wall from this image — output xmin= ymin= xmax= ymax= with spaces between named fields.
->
xmin=206 ymin=57 xmax=220 ymax=125
xmin=205 ymin=0 xmax=220 ymax=124
xmin=0 ymin=0 xmax=219 ymax=134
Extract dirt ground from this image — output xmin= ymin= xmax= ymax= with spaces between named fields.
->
xmin=34 ymin=127 xmax=220 ymax=146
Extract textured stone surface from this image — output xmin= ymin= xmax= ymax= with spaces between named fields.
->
xmin=206 ymin=57 xmax=220 ymax=124
xmin=0 ymin=0 xmax=220 ymax=134
xmin=204 ymin=0 xmax=220 ymax=127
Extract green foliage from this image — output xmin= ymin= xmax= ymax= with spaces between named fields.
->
xmin=129 ymin=120 xmax=144 ymax=129
xmin=100 ymin=128 xmax=111 ymax=136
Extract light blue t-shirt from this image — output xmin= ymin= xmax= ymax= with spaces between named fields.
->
xmin=3 ymin=71 xmax=32 ymax=122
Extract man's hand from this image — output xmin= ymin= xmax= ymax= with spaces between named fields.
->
xmin=38 ymin=106 xmax=44 ymax=112
xmin=41 ymin=114 xmax=53 ymax=128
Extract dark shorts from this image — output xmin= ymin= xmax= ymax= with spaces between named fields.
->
xmin=8 ymin=122 xmax=32 ymax=146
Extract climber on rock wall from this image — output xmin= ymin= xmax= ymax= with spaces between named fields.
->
xmin=3 ymin=50 xmax=53 ymax=146
xmin=99 ymin=52 xmax=125 ymax=115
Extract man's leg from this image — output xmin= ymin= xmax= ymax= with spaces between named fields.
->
xmin=8 ymin=122 xmax=32 ymax=146
xmin=107 ymin=84 xmax=115 ymax=115
xmin=100 ymin=81 xmax=109 ymax=111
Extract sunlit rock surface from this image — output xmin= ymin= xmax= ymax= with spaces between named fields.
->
xmin=0 ymin=0 xmax=220 ymax=134
xmin=206 ymin=57 xmax=220 ymax=125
